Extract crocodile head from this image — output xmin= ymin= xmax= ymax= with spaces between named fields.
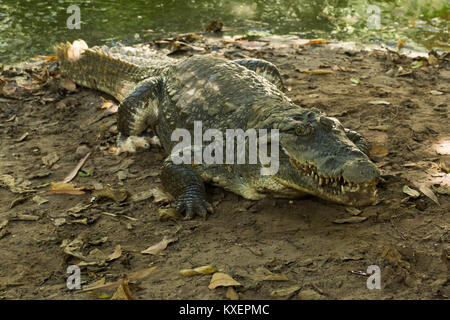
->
xmin=272 ymin=109 xmax=380 ymax=206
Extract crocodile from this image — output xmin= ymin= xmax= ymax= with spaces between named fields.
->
xmin=55 ymin=40 xmax=380 ymax=219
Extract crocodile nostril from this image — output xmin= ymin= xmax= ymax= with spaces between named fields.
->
xmin=342 ymin=159 xmax=380 ymax=183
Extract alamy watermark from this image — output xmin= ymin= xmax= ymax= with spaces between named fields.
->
xmin=366 ymin=265 xmax=381 ymax=290
xmin=66 ymin=5 xmax=81 ymax=29
xmin=367 ymin=5 xmax=381 ymax=30
xmin=170 ymin=121 xmax=280 ymax=175
xmin=66 ymin=265 xmax=81 ymax=290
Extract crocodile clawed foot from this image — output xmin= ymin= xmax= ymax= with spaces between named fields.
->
xmin=173 ymin=197 xmax=214 ymax=220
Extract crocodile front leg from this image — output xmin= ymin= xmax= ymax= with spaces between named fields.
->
xmin=116 ymin=77 xmax=164 ymax=154
xmin=233 ymin=58 xmax=284 ymax=91
xmin=160 ymin=158 xmax=213 ymax=220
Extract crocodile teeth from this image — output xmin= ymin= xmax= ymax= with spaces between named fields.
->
xmin=341 ymin=185 xmax=345 ymax=194
xmin=319 ymin=177 xmax=323 ymax=186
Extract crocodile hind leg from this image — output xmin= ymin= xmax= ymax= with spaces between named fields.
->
xmin=233 ymin=59 xmax=284 ymax=91
xmin=116 ymin=77 xmax=164 ymax=154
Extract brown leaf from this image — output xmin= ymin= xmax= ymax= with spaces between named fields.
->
xmin=180 ymin=265 xmax=217 ymax=277
xmin=270 ymin=285 xmax=302 ymax=298
xmin=60 ymin=78 xmax=77 ymax=92
xmin=111 ymin=281 xmax=133 ymax=300
xmin=107 ymin=245 xmax=122 ymax=261
xmin=63 ymin=151 xmax=91 ymax=183
xmin=419 ymin=185 xmax=440 ymax=205
xmin=302 ymin=69 xmax=333 ymax=75
xmin=226 ymin=287 xmax=240 ymax=300
xmin=82 ymin=266 xmax=157 ymax=291
xmin=208 ymin=272 xmax=241 ymax=289
xmin=333 ymin=216 xmax=368 ymax=224
xmin=151 ymin=187 xmax=175 ymax=203
xmin=141 ymin=237 xmax=177 ymax=255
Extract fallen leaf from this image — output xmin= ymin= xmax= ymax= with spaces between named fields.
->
xmin=345 ymin=207 xmax=362 ymax=216
xmin=270 ymin=285 xmax=302 ymax=298
xmin=434 ymin=185 xmax=450 ymax=195
xmin=151 ymin=187 xmax=175 ymax=203
xmin=92 ymin=188 xmax=128 ymax=203
xmin=180 ymin=265 xmax=217 ymax=277
xmin=47 ymin=181 xmax=85 ymax=195
xmin=208 ymin=272 xmax=241 ymax=290
xmin=32 ymin=195 xmax=48 ymax=205
xmin=60 ymin=78 xmax=77 ymax=92
xmin=63 ymin=151 xmax=91 ymax=183
xmin=226 ymin=287 xmax=240 ymax=300
xmin=350 ymin=77 xmax=360 ymax=84
xmin=397 ymin=39 xmax=407 ymax=51
xmin=419 ymin=185 xmax=440 ymax=205
xmin=302 ymin=69 xmax=333 ymax=75
xmin=157 ymin=207 xmax=182 ymax=221
xmin=54 ymin=218 xmax=66 ymax=226
xmin=298 ymin=289 xmax=321 ymax=300
xmin=107 ymin=245 xmax=122 ymax=261
xmin=369 ymin=146 xmax=389 ymax=157
xmin=369 ymin=100 xmax=390 ymax=105
xmin=111 ymin=282 xmax=133 ymax=300
xmin=333 ymin=216 xmax=368 ymax=224
xmin=88 ymin=292 xmax=111 ymax=299
xmin=141 ymin=237 xmax=177 ymax=255
xmin=83 ymin=267 xmax=157 ymax=291
xmin=12 ymin=214 xmax=39 ymax=221
xmin=250 ymin=268 xmax=289 ymax=281
xmin=402 ymin=185 xmax=420 ymax=198
xmin=304 ymin=39 xmax=328 ymax=45
xmin=9 ymin=196 xmax=30 ymax=209
xmin=15 ymin=132 xmax=29 ymax=142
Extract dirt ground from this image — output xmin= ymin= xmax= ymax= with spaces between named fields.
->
xmin=0 ymin=34 xmax=449 ymax=300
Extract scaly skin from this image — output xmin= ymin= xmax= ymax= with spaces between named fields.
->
xmin=55 ymin=40 xmax=380 ymax=219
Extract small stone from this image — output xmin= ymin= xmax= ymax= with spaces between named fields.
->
xmin=75 ymin=145 xmax=90 ymax=159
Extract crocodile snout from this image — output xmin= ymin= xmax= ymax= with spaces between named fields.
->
xmin=342 ymin=158 xmax=380 ymax=184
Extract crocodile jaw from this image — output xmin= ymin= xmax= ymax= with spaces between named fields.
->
xmin=282 ymin=158 xmax=379 ymax=206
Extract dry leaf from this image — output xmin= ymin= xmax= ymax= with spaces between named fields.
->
xmin=419 ymin=185 xmax=440 ymax=205
xmin=60 ymin=78 xmax=77 ymax=91
xmin=302 ymin=69 xmax=333 ymax=75
xmin=369 ymin=100 xmax=390 ymax=105
xmin=345 ymin=207 xmax=361 ymax=216
xmin=270 ymin=285 xmax=302 ymax=298
xmin=403 ymin=185 xmax=420 ymax=198
xmin=111 ymin=281 xmax=133 ymax=300
xmin=32 ymin=195 xmax=48 ymax=205
xmin=158 ymin=207 xmax=182 ymax=221
xmin=63 ymin=151 xmax=91 ymax=183
xmin=151 ymin=187 xmax=175 ymax=203
xmin=107 ymin=245 xmax=122 ymax=261
xmin=180 ymin=265 xmax=217 ymax=277
xmin=333 ymin=216 xmax=367 ymax=224
xmin=226 ymin=287 xmax=240 ymax=300
xmin=82 ymin=266 xmax=157 ymax=291
xmin=208 ymin=272 xmax=241 ymax=289
xmin=141 ymin=237 xmax=177 ymax=255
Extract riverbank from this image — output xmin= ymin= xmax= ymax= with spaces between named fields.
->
xmin=0 ymin=34 xmax=449 ymax=299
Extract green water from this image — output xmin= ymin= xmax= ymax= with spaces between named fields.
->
xmin=0 ymin=0 xmax=448 ymax=63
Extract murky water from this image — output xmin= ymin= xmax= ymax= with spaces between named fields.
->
xmin=0 ymin=0 xmax=448 ymax=63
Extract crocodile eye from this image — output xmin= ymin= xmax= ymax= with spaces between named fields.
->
xmin=295 ymin=125 xmax=313 ymax=136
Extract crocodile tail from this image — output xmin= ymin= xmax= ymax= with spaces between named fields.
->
xmin=54 ymin=40 xmax=149 ymax=102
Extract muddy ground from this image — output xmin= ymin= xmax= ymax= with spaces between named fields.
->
xmin=0 ymin=34 xmax=449 ymax=300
